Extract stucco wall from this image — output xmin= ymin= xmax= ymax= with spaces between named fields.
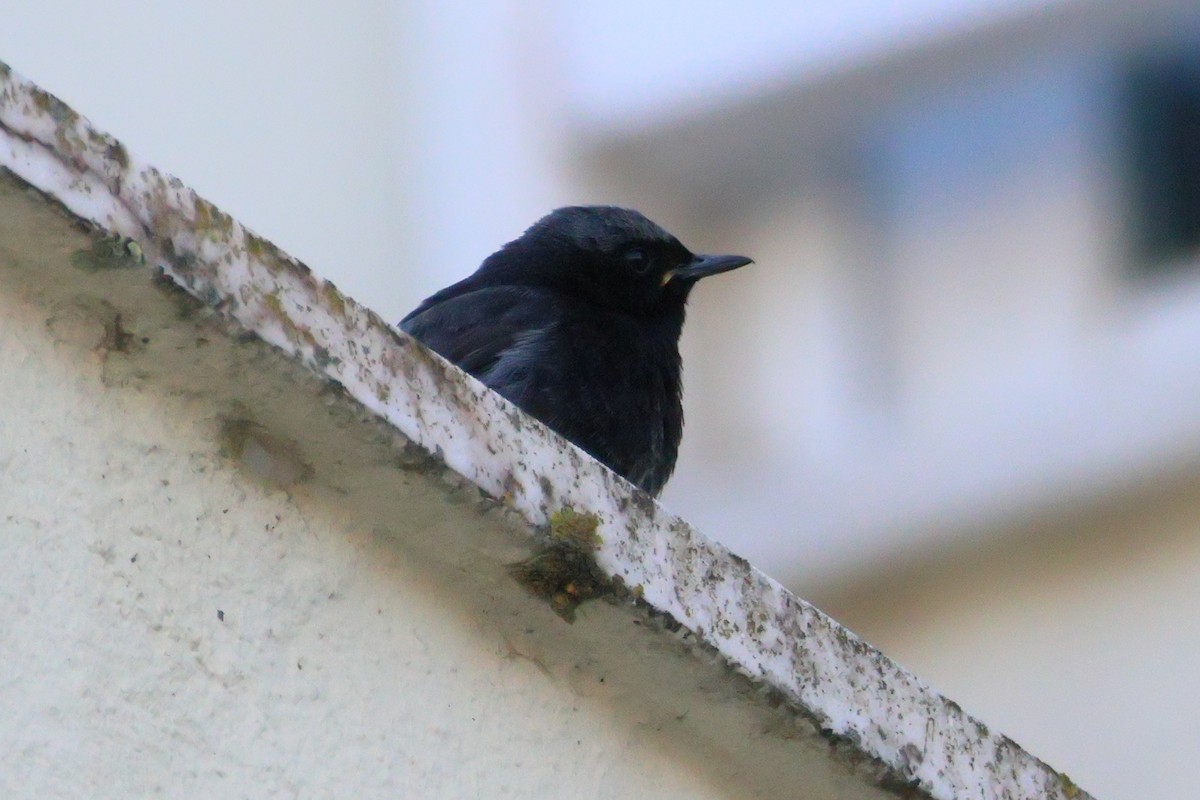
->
xmin=0 ymin=179 xmax=731 ymax=799
xmin=0 ymin=170 xmax=930 ymax=799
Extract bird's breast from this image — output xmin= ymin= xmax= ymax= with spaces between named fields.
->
xmin=545 ymin=315 xmax=684 ymax=494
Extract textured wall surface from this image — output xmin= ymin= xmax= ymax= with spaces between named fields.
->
xmin=0 ymin=178 xmax=712 ymax=798
xmin=0 ymin=175 xmax=897 ymax=799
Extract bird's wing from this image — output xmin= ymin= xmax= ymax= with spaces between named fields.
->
xmin=398 ymin=285 xmax=561 ymax=377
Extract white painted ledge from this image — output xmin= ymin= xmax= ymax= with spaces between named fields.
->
xmin=0 ymin=59 xmax=1091 ymax=800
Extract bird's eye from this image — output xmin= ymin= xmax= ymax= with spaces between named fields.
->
xmin=624 ymin=248 xmax=651 ymax=274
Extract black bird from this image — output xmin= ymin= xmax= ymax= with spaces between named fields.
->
xmin=399 ymin=206 xmax=752 ymax=496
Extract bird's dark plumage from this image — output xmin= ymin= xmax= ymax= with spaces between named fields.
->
xmin=400 ymin=206 xmax=752 ymax=496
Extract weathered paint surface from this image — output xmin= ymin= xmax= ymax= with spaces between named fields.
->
xmin=0 ymin=60 xmax=1092 ymax=799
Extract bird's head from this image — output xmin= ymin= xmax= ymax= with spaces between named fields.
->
xmin=484 ymin=206 xmax=753 ymax=317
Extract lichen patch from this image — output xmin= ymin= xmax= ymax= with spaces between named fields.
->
xmin=508 ymin=508 xmax=610 ymax=623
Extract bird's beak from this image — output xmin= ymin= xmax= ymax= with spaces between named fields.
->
xmin=662 ymin=253 xmax=754 ymax=285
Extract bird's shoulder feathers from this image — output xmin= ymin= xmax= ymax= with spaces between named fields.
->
xmin=399 ymin=284 xmax=566 ymax=377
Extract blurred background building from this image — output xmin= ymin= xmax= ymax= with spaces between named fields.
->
xmin=6 ymin=1 xmax=1199 ymax=797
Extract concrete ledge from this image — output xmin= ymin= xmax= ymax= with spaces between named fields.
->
xmin=0 ymin=59 xmax=1091 ymax=799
